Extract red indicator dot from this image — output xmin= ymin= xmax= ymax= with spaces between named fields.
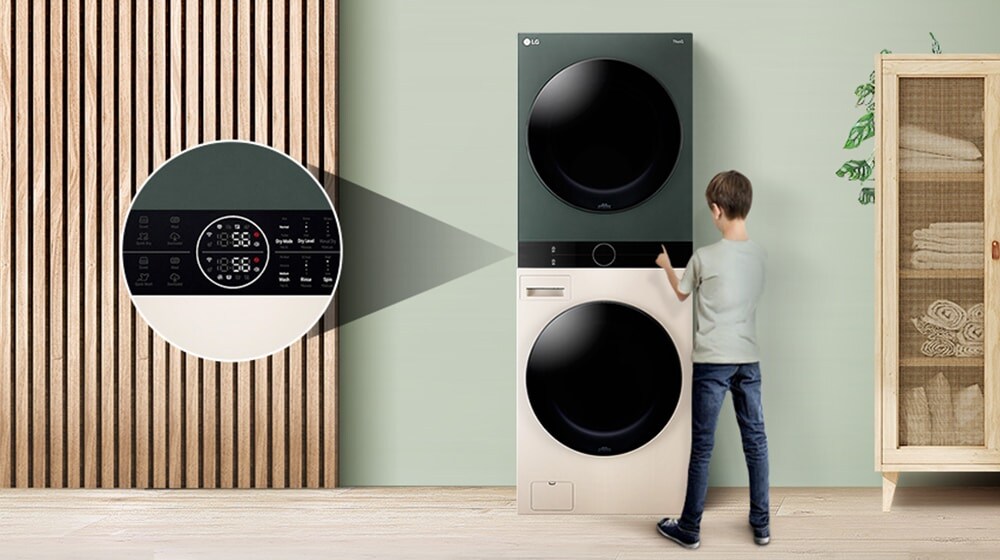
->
xmin=253 ymin=231 xmax=260 ymax=238
xmin=253 ymin=256 xmax=261 ymax=264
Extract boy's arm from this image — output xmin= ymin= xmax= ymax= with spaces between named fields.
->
xmin=655 ymin=245 xmax=691 ymax=302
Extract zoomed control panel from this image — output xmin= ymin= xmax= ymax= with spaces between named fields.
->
xmin=123 ymin=210 xmax=340 ymax=296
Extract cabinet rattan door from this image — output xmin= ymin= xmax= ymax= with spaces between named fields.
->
xmin=895 ymin=77 xmax=986 ymax=449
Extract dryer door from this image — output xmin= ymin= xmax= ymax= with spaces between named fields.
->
xmin=527 ymin=58 xmax=682 ymax=212
xmin=526 ymin=301 xmax=683 ymax=456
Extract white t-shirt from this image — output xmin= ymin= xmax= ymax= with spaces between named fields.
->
xmin=678 ymin=238 xmax=766 ymax=364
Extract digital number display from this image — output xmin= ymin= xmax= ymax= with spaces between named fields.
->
xmin=196 ymin=215 xmax=269 ymax=289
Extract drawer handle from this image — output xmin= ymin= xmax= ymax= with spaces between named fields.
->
xmin=993 ymin=241 xmax=999 ymax=260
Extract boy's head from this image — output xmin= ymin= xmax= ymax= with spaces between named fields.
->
xmin=705 ymin=170 xmax=752 ymax=225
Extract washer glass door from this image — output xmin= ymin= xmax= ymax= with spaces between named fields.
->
xmin=527 ymin=58 xmax=682 ymax=212
xmin=526 ymin=301 xmax=683 ymax=456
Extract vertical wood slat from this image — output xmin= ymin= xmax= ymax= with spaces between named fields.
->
xmin=0 ymin=0 xmax=11 ymax=489
xmin=48 ymin=0 xmax=66 ymax=489
xmin=100 ymin=0 xmax=117 ymax=489
xmin=322 ymin=0 xmax=338 ymax=488
xmin=13 ymin=0 xmax=30 ymax=490
xmin=132 ymin=0 xmax=150 ymax=490
xmin=184 ymin=0 xmax=200 ymax=488
xmin=64 ymin=0 xmax=82 ymax=489
xmin=82 ymin=0 xmax=99 ymax=489
xmin=0 ymin=0 xmax=337 ymax=489
xmin=116 ymin=0 xmax=133 ymax=489
xmin=287 ymin=0 xmax=304 ymax=491
xmin=31 ymin=0 xmax=49 ymax=487
xmin=166 ymin=0 xmax=183 ymax=489
xmin=200 ymin=0 xmax=217 ymax=490
xmin=150 ymin=0 xmax=167 ymax=490
xmin=305 ymin=0 xmax=321 ymax=489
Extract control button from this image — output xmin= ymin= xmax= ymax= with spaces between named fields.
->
xmin=592 ymin=243 xmax=616 ymax=267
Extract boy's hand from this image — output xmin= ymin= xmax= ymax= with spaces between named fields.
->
xmin=655 ymin=244 xmax=672 ymax=270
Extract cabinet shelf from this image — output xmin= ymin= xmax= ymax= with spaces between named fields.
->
xmin=899 ymin=357 xmax=984 ymax=368
xmin=900 ymin=172 xmax=984 ymax=183
xmin=899 ymin=269 xmax=984 ymax=279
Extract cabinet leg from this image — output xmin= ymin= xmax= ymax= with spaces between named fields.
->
xmin=882 ymin=472 xmax=899 ymax=512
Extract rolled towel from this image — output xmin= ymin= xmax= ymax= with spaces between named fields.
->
xmin=900 ymin=124 xmax=983 ymax=160
xmin=912 ymin=316 xmax=951 ymax=338
xmin=953 ymin=383 xmax=984 ymax=446
xmin=911 ymin=251 xmax=981 ymax=269
xmin=955 ymin=344 xmax=983 ymax=358
xmin=901 ymin=386 xmax=932 ymax=446
xmin=968 ymin=303 xmax=985 ymax=324
xmin=957 ymin=321 xmax=984 ymax=346
xmin=923 ymin=299 xmax=968 ymax=330
xmin=921 ymin=335 xmax=957 ymax=358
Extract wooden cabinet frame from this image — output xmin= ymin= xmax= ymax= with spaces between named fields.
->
xmin=876 ymin=54 xmax=1000 ymax=510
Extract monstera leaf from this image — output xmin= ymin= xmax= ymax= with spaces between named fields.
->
xmin=843 ymin=112 xmax=875 ymax=149
xmin=836 ymin=159 xmax=873 ymax=182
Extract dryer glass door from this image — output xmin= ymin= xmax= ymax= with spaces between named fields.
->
xmin=526 ymin=301 xmax=683 ymax=456
xmin=527 ymin=58 xmax=682 ymax=212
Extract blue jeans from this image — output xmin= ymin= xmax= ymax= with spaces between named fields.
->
xmin=678 ymin=362 xmax=769 ymax=536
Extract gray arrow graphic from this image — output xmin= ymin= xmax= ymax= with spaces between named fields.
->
xmin=320 ymin=172 xmax=513 ymax=326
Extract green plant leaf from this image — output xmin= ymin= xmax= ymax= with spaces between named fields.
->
xmin=858 ymin=187 xmax=875 ymax=205
xmin=836 ymin=159 xmax=873 ymax=182
xmin=855 ymin=82 xmax=874 ymax=107
xmin=843 ymin=112 xmax=875 ymax=149
xmin=930 ymin=32 xmax=940 ymax=54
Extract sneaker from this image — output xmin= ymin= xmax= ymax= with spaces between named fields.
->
xmin=752 ymin=525 xmax=770 ymax=546
xmin=656 ymin=518 xmax=700 ymax=550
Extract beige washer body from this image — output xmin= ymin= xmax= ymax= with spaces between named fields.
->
xmin=517 ymin=267 xmax=692 ymax=514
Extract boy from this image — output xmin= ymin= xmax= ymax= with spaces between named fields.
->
xmin=654 ymin=170 xmax=769 ymax=549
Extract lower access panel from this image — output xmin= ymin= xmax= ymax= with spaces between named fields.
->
xmin=531 ymin=481 xmax=574 ymax=512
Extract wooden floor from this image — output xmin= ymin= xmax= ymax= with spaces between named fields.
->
xmin=1 ymin=487 xmax=999 ymax=559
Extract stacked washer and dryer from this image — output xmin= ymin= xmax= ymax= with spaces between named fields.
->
xmin=517 ymin=33 xmax=693 ymax=514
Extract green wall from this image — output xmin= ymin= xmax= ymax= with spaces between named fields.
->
xmin=338 ymin=0 xmax=1000 ymax=486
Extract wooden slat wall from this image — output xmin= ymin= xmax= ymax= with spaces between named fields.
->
xmin=0 ymin=0 xmax=338 ymax=488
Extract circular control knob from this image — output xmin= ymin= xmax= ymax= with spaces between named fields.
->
xmin=592 ymin=243 xmax=616 ymax=267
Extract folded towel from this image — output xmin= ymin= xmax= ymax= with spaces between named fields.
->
xmin=926 ymin=372 xmax=953 ymax=446
xmin=901 ymin=386 xmax=932 ymax=445
xmin=900 ymin=124 xmax=983 ymax=160
xmin=913 ymin=240 xmax=979 ymax=253
xmin=929 ymin=222 xmax=985 ymax=232
xmin=953 ymin=383 xmax=984 ymax=445
xmin=899 ymin=155 xmax=984 ymax=173
xmin=911 ymin=251 xmax=981 ymax=269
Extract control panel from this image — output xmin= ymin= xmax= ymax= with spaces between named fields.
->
xmin=123 ymin=210 xmax=339 ymax=296
xmin=518 ymin=241 xmax=692 ymax=268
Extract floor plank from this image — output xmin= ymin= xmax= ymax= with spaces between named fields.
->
xmin=0 ymin=487 xmax=998 ymax=559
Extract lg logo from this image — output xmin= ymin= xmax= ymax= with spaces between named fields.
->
xmin=522 ymin=37 xmax=540 ymax=47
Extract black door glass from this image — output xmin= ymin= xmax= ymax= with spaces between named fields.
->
xmin=526 ymin=301 xmax=682 ymax=456
xmin=527 ymin=58 xmax=682 ymax=212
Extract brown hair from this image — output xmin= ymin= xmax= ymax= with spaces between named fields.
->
xmin=705 ymin=170 xmax=752 ymax=219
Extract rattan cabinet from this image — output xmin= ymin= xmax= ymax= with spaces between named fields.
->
xmin=876 ymin=55 xmax=1000 ymax=511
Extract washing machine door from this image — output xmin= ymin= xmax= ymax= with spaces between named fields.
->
xmin=527 ymin=58 xmax=682 ymax=212
xmin=526 ymin=301 xmax=683 ymax=456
